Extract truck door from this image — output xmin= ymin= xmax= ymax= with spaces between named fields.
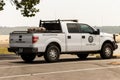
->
xmin=66 ymin=23 xmax=82 ymax=52
xmin=80 ymin=24 xmax=100 ymax=51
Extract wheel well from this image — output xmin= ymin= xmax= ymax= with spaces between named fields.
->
xmin=102 ymin=41 xmax=113 ymax=50
xmin=46 ymin=42 xmax=61 ymax=52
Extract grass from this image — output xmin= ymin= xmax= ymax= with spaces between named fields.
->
xmin=0 ymin=47 xmax=13 ymax=54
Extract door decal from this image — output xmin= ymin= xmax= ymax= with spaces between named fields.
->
xmin=88 ymin=36 xmax=94 ymax=43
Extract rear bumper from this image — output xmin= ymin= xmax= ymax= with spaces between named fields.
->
xmin=8 ymin=47 xmax=38 ymax=54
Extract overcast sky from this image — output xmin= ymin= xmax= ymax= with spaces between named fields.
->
xmin=0 ymin=0 xmax=120 ymax=27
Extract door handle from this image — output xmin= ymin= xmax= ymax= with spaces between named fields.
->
xmin=82 ymin=36 xmax=85 ymax=39
xmin=68 ymin=36 xmax=71 ymax=39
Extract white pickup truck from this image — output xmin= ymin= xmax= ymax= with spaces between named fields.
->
xmin=8 ymin=19 xmax=118 ymax=62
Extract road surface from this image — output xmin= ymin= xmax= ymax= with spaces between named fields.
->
xmin=0 ymin=54 xmax=120 ymax=80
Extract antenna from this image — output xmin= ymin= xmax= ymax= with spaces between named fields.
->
xmin=54 ymin=9 xmax=57 ymax=20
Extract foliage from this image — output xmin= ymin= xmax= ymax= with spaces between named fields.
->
xmin=0 ymin=0 xmax=40 ymax=17
xmin=0 ymin=0 xmax=5 ymax=10
xmin=0 ymin=47 xmax=13 ymax=54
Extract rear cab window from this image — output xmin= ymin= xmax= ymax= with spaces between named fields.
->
xmin=40 ymin=21 xmax=62 ymax=33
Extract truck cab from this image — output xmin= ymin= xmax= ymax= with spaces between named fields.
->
xmin=63 ymin=22 xmax=100 ymax=52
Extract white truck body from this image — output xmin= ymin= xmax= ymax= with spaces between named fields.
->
xmin=8 ymin=20 xmax=118 ymax=62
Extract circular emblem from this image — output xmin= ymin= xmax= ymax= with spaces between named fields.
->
xmin=88 ymin=36 xmax=94 ymax=43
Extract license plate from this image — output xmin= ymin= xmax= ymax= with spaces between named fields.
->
xmin=19 ymin=48 xmax=23 ymax=53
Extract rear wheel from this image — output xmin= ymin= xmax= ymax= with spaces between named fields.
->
xmin=44 ymin=44 xmax=60 ymax=63
xmin=77 ymin=54 xmax=89 ymax=60
xmin=21 ymin=53 xmax=36 ymax=63
xmin=100 ymin=43 xmax=113 ymax=59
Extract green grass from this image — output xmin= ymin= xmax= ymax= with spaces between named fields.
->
xmin=0 ymin=47 xmax=14 ymax=54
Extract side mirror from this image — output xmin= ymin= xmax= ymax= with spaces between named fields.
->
xmin=94 ymin=29 xmax=100 ymax=35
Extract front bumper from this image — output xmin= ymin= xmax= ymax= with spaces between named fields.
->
xmin=8 ymin=47 xmax=38 ymax=54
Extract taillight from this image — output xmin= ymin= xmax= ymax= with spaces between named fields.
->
xmin=32 ymin=36 xmax=39 ymax=43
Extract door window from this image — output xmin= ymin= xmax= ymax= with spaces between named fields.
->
xmin=80 ymin=24 xmax=94 ymax=34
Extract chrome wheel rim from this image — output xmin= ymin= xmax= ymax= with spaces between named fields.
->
xmin=105 ymin=47 xmax=111 ymax=57
xmin=49 ymin=49 xmax=57 ymax=60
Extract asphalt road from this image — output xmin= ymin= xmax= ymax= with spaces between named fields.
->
xmin=0 ymin=54 xmax=120 ymax=80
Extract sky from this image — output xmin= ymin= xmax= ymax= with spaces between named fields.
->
xmin=0 ymin=0 xmax=120 ymax=27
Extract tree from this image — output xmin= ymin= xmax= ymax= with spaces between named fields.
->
xmin=0 ymin=0 xmax=40 ymax=17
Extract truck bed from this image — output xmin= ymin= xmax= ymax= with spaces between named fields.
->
xmin=9 ymin=31 xmax=66 ymax=52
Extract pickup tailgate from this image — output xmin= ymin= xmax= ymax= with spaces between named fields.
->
xmin=10 ymin=31 xmax=33 ymax=47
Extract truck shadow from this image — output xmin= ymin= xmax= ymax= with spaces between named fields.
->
xmin=11 ymin=56 xmax=119 ymax=64
xmin=0 ymin=54 xmax=19 ymax=60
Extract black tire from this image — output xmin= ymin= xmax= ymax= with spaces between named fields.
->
xmin=77 ymin=54 xmax=89 ymax=60
xmin=21 ymin=53 xmax=36 ymax=63
xmin=100 ymin=43 xmax=113 ymax=59
xmin=44 ymin=44 xmax=60 ymax=63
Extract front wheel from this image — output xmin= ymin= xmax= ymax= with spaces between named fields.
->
xmin=77 ymin=54 xmax=89 ymax=60
xmin=21 ymin=53 xmax=36 ymax=63
xmin=100 ymin=43 xmax=113 ymax=59
xmin=44 ymin=44 xmax=60 ymax=63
